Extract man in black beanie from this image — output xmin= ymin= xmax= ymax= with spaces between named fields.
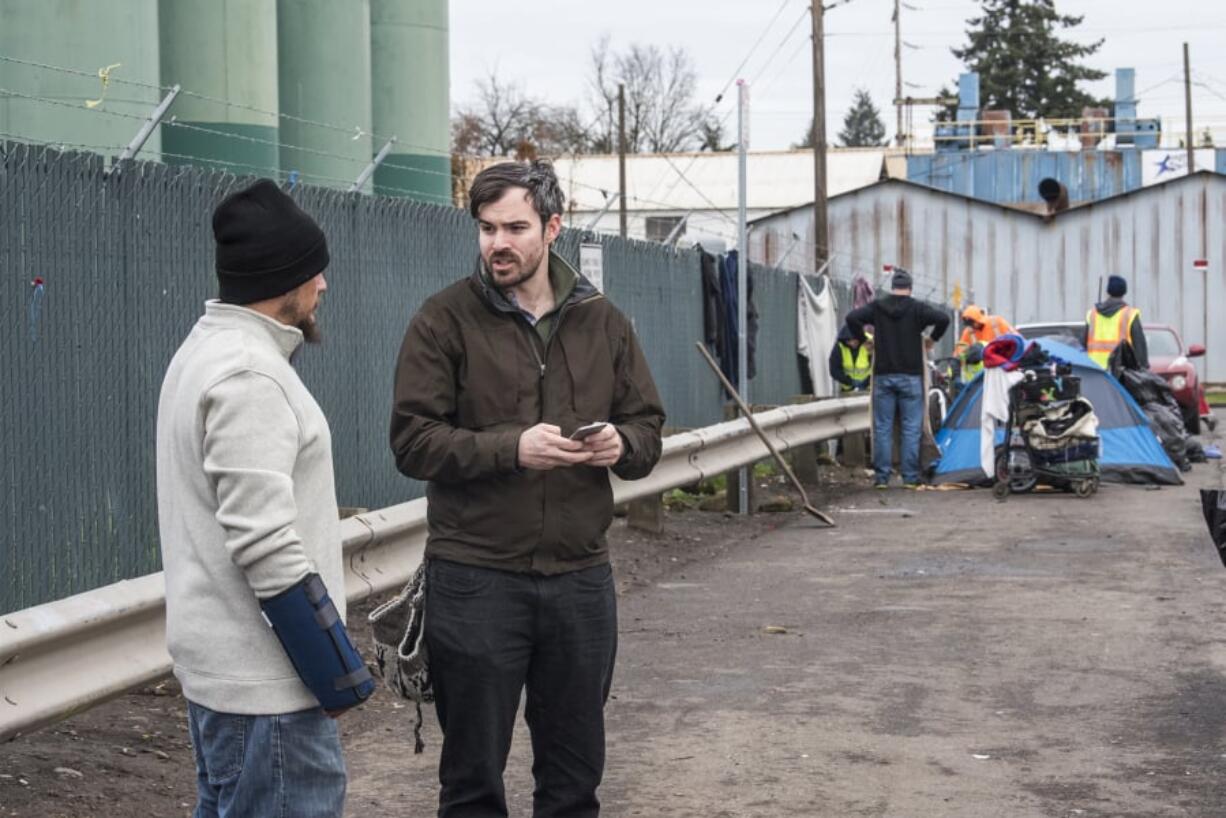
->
xmin=845 ymin=268 xmax=950 ymax=488
xmin=1087 ymin=274 xmax=1148 ymax=370
xmin=157 ymin=179 xmax=370 ymax=817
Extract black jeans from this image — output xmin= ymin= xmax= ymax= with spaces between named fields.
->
xmin=425 ymin=559 xmax=618 ymax=818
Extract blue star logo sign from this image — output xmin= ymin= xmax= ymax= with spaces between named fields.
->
xmin=1155 ymin=153 xmax=1184 ymax=176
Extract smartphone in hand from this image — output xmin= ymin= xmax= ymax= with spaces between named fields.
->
xmin=570 ymin=422 xmax=609 ymax=441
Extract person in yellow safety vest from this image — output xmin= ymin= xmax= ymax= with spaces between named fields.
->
xmin=829 ymin=325 xmax=873 ymax=392
xmin=1086 ymin=275 xmax=1148 ymax=369
xmin=962 ymin=342 xmax=986 ymax=383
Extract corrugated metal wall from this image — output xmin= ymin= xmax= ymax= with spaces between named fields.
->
xmin=906 ymin=149 xmax=1226 ymax=208
xmin=906 ymin=151 xmax=1143 ymax=206
xmin=0 ymin=144 xmax=811 ymax=612
xmin=751 ymin=174 xmax=1226 ymax=381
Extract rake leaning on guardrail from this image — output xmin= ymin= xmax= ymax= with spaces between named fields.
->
xmin=0 ymin=396 xmax=870 ymax=742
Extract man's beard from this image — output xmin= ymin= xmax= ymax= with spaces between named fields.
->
xmin=280 ymin=295 xmax=322 ymax=344
xmin=297 ymin=316 xmax=321 ymax=344
xmin=484 ymin=246 xmax=545 ymax=289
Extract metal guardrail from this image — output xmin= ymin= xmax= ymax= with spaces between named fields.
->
xmin=0 ymin=395 xmax=869 ymax=742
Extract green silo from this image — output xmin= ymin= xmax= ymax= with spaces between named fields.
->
xmin=0 ymin=1 xmax=161 ymax=157
xmin=158 ymin=0 xmax=280 ymax=175
xmin=370 ymin=0 xmax=451 ymax=204
xmin=277 ymin=0 xmax=372 ymax=190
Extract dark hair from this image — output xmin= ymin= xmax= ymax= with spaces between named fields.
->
xmin=468 ymin=159 xmax=565 ymax=226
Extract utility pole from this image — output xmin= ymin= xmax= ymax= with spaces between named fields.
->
xmin=810 ymin=0 xmax=829 ymax=273
xmin=894 ymin=0 xmax=903 ymax=147
xmin=1183 ymin=42 xmax=1194 ymax=173
xmin=736 ymin=80 xmax=750 ymax=516
xmin=618 ymin=83 xmax=628 ymax=239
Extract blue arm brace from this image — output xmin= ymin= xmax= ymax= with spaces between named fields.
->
xmin=259 ymin=574 xmax=376 ymax=711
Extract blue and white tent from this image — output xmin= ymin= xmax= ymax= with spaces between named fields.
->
xmin=932 ymin=339 xmax=1182 ymax=486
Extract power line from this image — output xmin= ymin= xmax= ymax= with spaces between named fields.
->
xmin=825 ymin=22 xmax=1226 ymax=38
xmin=657 ymin=154 xmax=738 ymax=225
xmin=746 ymin=7 xmax=812 ymax=91
xmin=711 ymin=0 xmax=796 ymax=106
xmin=1135 ymin=75 xmax=1184 ymax=99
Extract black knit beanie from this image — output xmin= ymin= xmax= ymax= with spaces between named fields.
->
xmin=213 ymin=179 xmax=329 ymax=305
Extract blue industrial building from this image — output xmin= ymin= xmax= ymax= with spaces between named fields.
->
xmin=907 ymin=69 xmax=1226 ymax=208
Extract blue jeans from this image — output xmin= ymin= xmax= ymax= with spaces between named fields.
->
xmin=425 ymin=559 xmax=618 ymax=818
xmin=187 ymin=701 xmax=346 ymax=818
xmin=873 ymin=373 xmax=924 ymax=484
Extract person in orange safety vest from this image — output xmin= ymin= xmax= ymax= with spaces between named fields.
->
xmin=954 ymin=305 xmax=1014 ymax=382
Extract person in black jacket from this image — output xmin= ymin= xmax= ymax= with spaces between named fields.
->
xmin=845 ymin=269 xmax=950 ymax=488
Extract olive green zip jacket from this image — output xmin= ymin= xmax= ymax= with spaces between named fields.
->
xmin=390 ymin=251 xmax=665 ymax=573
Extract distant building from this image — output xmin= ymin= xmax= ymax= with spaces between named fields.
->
xmin=748 ymin=171 xmax=1226 ymax=382
xmin=907 ymin=68 xmax=1226 ymax=210
xmin=461 ymin=148 xmax=906 ymax=245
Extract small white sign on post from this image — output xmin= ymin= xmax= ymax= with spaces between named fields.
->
xmin=579 ymin=243 xmax=604 ymax=293
xmin=738 ymin=81 xmax=750 ymax=149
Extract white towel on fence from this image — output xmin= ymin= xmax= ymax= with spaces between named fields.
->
xmin=797 ymin=274 xmax=839 ymax=398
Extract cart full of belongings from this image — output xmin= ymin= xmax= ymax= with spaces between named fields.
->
xmin=981 ymin=334 xmax=1102 ymax=500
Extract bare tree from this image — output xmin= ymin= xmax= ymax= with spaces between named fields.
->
xmin=453 ymin=38 xmax=713 ymax=159
xmin=453 ymin=73 xmax=594 ymax=159
xmin=588 ymin=36 xmax=711 ymax=154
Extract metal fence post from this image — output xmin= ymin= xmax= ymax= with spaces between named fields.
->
xmin=350 ymin=136 xmax=397 ymax=193
xmin=108 ymin=84 xmax=180 ymax=175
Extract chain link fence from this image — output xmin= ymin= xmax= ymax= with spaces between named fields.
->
xmin=0 ymin=142 xmax=847 ymax=612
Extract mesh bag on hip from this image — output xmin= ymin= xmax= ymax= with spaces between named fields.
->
xmin=368 ymin=561 xmax=433 ymax=752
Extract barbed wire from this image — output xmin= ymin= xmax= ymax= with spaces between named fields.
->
xmin=0 ymin=124 xmax=456 ymax=205
xmin=3 ymin=86 xmax=751 ymax=222
xmin=0 ymin=54 xmax=169 ymax=91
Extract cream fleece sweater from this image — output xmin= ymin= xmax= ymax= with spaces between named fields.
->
xmin=156 ymin=301 xmax=345 ymax=714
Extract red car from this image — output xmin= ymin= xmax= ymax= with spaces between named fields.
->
xmin=1146 ymin=324 xmax=1212 ymax=434
xmin=1016 ymin=321 xmax=1216 ymax=434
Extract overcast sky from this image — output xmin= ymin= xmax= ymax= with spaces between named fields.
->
xmin=449 ymin=0 xmax=1226 ymax=152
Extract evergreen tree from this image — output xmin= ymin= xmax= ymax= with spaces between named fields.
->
xmin=940 ymin=0 xmax=1107 ymax=121
xmin=836 ymin=89 xmax=888 ymax=147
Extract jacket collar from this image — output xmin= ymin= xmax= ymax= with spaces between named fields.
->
xmin=199 ymin=300 xmax=304 ymax=359
xmin=470 ymin=249 xmax=599 ymax=316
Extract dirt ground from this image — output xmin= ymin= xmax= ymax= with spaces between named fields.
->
xmin=3 ymin=454 xmax=1226 ymax=817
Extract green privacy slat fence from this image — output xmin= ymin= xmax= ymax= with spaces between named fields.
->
xmin=0 ymin=143 xmax=846 ymax=612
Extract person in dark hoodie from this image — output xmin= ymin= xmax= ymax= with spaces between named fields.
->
xmin=1086 ymin=275 xmax=1148 ymax=370
xmin=829 ymin=325 xmax=873 ymax=393
xmin=845 ymin=269 xmax=950 ymax=488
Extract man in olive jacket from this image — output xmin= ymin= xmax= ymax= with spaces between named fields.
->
xmin=390 ymin=159 xmax=665 ymax=818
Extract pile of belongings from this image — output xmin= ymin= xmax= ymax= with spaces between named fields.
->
xmin=984 ymin=334 xmax=1069 ymax=373
xmin=1021 ymin=396 xmax=1100 ymax=472
xmin=1111 ymin=346 xmax=1200 ymax=471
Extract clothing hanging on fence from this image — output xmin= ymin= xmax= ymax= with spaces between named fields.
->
xmin=699 ymin=248 xmax=726 ymax=355
xmin=796 ymin=273 xmax=839 ymax=398
xmin=717 ymin=250 xmax=758 ymax=385
xmin=852 ymin=274 xmax=875 ymax=310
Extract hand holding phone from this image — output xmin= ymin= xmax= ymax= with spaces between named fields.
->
xmin=572 ymin=422 xmax=622 ymax=467
xmin=570 ymin=422 xmax=609 ymax=441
